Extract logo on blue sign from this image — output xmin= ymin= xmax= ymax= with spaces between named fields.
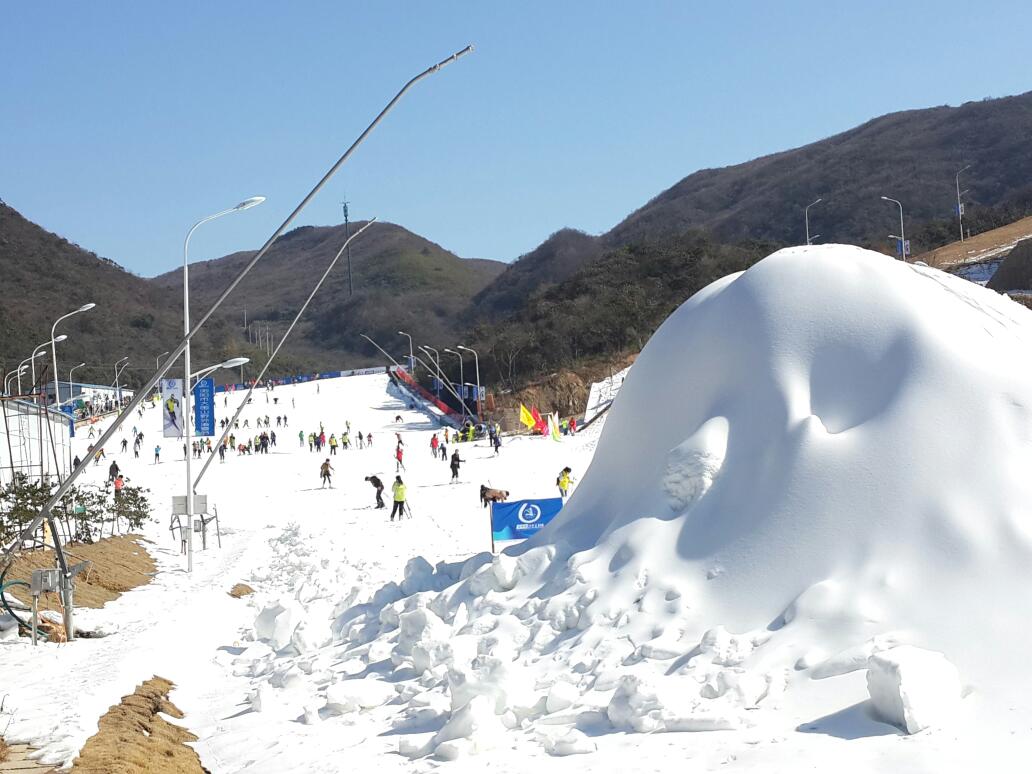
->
xmin=491 ymin=498 xmax=563 ymax=542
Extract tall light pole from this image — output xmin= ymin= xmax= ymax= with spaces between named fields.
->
xmin=342 ymin=198 xmax=354 ymax=296
xmin=16 ymin=353 xmax=44 ymax=396
xmin=156 ymin=351 xmax=170 ymax=370
xmin=5 ymin=365 xmax=28 ymax=396
xmin=113 ymin=356 xmax=129 ymax=403
xmin=456 ymin=345 xmax=481 ymax=421
xmin=420 ymin=345 xmax=442 ymax=395
xmin=193 ymin=222 xmax=376 ymax=496
xmin=182 ymin=196 xmax=264 ymax=573
xmin=398 ymin=331 xmax=414 ymax=374
xmin=50 ymin=303 xmax=95 ymax=406
xmin=190 ymin=357 xmax=249 ymax=388
xmin=956 ymin=164 xmax=971 ymax=242
xmin=881 ymin=196 xmax=906 ymax=261
xmin=444 ymin=348 xmax=466 ymax=423
xmin=31 ymin=336 xmax=67 ymax=404
xmin=805 ymin=198 xmax=822 ymax=246
xmin=68 ymin=362 xmax=86 ymax=404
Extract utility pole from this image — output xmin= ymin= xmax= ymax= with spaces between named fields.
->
xmin=956 ymin=165 xmax=971 ymax=242
xmin=342 ymin=199 xmax=354 ymax=296
xmin=805 ymin=198 xmax=822 ymax=246
xmin=243 ymin=305 xmax=247 ymax=331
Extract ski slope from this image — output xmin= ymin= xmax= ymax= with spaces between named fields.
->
xmin=1 ymin=372 xmax=592 ymax=770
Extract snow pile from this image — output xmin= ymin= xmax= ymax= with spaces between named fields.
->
xmin=866 ymin=646 xmax=962 ymax=734
xmin=239 ymin=245 xmax=1032 ymax=758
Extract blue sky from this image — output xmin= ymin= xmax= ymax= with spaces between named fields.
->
xmin=3 ymin=2 xmax=1030 ymax=276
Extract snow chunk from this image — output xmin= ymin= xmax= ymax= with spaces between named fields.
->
xmin=545 ymin=680 xmax=580 ymax=713
xmin=866 ymin=646 xmax=962 ymax=734
xmin=541 ymin=728 xmax=597 ymax=756
xmin=324 ymin=679 xmax=396 ymax=714
xmin=254 ymin=601 xmax=303 ymax=652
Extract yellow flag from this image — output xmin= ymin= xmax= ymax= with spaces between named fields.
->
xmin=519 ymin=403 xmax=536 ymax=430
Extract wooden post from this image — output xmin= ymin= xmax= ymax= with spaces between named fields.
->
xmin=489 ymin=502 xmax=496 ymax=554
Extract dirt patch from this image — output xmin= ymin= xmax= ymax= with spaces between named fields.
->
xmin=0 ymin=736 xmax=8 ymax=762
xmin=70 ymin=676 xmax=207 ymax=774
xmin=228 ymin=583 xmax=254 ymax=598
xmin=3 ymin=535 xmax=156 ymax=613
xmin=917 ymin=215 xmax=1032 ymax=269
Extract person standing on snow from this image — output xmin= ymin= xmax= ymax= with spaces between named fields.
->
xmin=492 ymin=434 xmax=501 ymax=456
xmin=390 ymin=476 xmax=407 ymax=521
xmin=430 ymin=433 xmax=439 ymax=457
xmin=395 ymin=444 xmax=406 ymax=472
xmin=365 ymin=475 xmax=385 ymax=509
xmin=299 ymin=430 xmax=304 ymax=448
xmin=154 ymin=445 xmax=161 ymax=464
xmin=557 ymin=467 xmax=573 ymax=498
xmin=450 ymin=450 xmax=464 ymax=482
xmin=108 ymin=460 xmax=120 ymax=483
xmin=320 ymin=459 xmax=334 ymax=488
xmin=329 ymin=434 xmax=339 ymax=455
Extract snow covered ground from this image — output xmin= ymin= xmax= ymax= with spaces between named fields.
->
xmin=4 ymin=244 xmax=1032 ymax=772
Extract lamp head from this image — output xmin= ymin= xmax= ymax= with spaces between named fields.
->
xmin=220 ymin=357 xmax=249 ymax=369
xmin=78 ymin=302 xmax=96 ymax=312
xmin=74 ymin=362 xmax=86 ymax=369
xmin=234 ymin=196 xmax=266 ymax=211
xmin=52 ymin=334 xmax=68 ymax=344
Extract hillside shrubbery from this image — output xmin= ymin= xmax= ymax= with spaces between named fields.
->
xmin=474 ymin=232 xmax=773 ymax=391
xmin=0 ymin=474 xmax=152 ymax=547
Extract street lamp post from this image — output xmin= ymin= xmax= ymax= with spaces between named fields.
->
xmin=50 ymin=303 xmax=95 ymax=407
xmin=113 ymin=357 xmax=129 ymax=403
xmin=881 ymin=196 xmax=906 ymax=261
xmin=156 ymin=351 xmax=170 ymax=370
xmin=805 ymin=198 xmax=822 ymax=246
xmin=182 ymin=196 xmax=265 ymax=573
xmin=192 ymin=222 xmax=375 ymax=496
xmin=16 ymin=354 xmax=44 ymax=396
xmin=456 ymin=345 xmax=481 ymax=421
xmin=419 ymin=345 xmax=442 ymax=395
xmin=190 ymin=357 xmax=249 ymax=388
xmin=68 ymin=362 xmax=86 ymax=404
xmin=31 ymin=336 xmax=67 ymax=404
xmin=398 ymin=331 xmax=415 ymax=374
xmin=444 ymin=348 xmax=466 ymax=423
xmin=956 ymin=165 xmax=971 ymax=242
xmin=5 ymin=365 xmax=28 ymax=396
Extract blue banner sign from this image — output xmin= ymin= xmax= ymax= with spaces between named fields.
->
xmin=60 ymin=405 xmax=75 ymax=437
xmin=491 ymin=498 xmax=564 ymax=542
xmin=194 ymin=377 xmax=216 ymax=436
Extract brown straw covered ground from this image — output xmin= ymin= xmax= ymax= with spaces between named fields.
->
xmin=69 ymin=677 xmax=207 ymax=774
xmin=4 ymin=535 xmax=155 ymax=613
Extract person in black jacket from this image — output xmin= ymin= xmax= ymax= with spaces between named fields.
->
xmin=365 ymin=475 xmax=385 ymax=509
xmin=450 ymin=450 xmax=464 ymax=483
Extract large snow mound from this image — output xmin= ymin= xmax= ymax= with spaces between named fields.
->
xmin=241 ymin=245 xmax=1032 ymax=758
